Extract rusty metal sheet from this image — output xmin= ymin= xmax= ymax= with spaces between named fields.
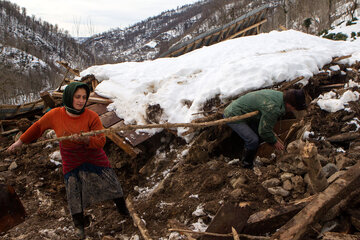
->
xmin=87 ymin=103 xmax=109 ymax=116
xmin=0 ymin=184 xmax=26 ymax=233
xmin=201 ymin=202 xmax=250 ymax=240
xmin=100 ymin=111 xmax=121 ymax=128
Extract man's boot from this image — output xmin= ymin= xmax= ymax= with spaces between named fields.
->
xmin=241 ymin=149 xmax=257 ymax=169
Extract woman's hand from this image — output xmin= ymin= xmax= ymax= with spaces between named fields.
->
xmin=73 ymin=134 xmax=90 ymax=145
xmin=7 ymin=139 xmax=23 ymax=153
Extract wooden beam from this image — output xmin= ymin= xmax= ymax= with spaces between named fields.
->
xmin=40 ymin=91 xmax=56 ymax=108
xmin=270 ymin=160 xmax=360 ymax=240
xmin=106 ymin=132 xmax=141 ymax=158
xmin=56 ymin=61 xmax=80 ymax=77
xmin=51 ymin=91 xmax=113 ymax=104
xmin=228 ymin=19 xmax=267 ymax=39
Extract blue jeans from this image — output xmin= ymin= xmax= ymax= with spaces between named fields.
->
xmin=227 ymin=121 xmax=259 ymax=151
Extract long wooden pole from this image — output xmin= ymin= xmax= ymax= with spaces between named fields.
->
xmin=1 ymin=111 xmax=258 ymax=153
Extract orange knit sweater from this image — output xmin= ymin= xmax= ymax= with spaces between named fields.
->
xmin=20 ymin=107 xmax=105 ymax=148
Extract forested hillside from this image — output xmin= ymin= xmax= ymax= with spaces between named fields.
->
xmin=0 ymin=0 xmax=95 ymax=104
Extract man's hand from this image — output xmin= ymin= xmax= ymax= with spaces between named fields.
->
xmin=7 ymin=139 xmax=23 ymax=153
xmin=274 ymin=140 xmax=284 ymax=151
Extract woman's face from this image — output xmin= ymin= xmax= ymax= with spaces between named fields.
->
xmin=72 ymin=88 xmax=87 ymax=110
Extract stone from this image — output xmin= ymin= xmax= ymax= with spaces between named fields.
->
xmin=230 ymin=176 xmax=247 ymax=189
xmin=280 ymin=172 xmax=294 ymax=182
xmin=261 ymin=178 xmax=281 ymax=188
xmin=0 ymin=162 xmax=10 ymax=172
xmin=8 ymin=161 xmax=18 ymax=171
xmin=282 ymin=179 xmax=293 ymax=191
xmin=291 ymin=175 xmax=305 ymax=194
xmin=322 ymin=163 xmax=338 ymax=178
xmin=267 ymin=187 xmax=290 ymax=197
xmin=230 ymin=189 xmax=244 ymax=199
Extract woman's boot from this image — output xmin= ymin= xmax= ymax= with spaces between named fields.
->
xmin=72 ymin=212 xmax=85 ymax=239
xmin=114 ymin=197 xmax=130 ymax=216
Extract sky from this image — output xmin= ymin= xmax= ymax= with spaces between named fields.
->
xmin=8 ymin=0 xmax=200 ymax=37
xmin=77 ymin=21 xmax=360 ymax=140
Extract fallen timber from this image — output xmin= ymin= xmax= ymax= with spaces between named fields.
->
xmin=0 ymin=111 xmax=258 ymax=153
xmin=270 ymin=160 xmax=360 ymax=240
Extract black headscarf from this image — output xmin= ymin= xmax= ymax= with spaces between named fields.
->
xmin=62 ymin=82 xmax=90 ymax=115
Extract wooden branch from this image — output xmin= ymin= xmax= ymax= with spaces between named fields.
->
xmin=270 ymin=160 xmax=360 ymax=240
xmin=279 ymin=76 xmax=305 ymax=91
xmin=51 ymin=91 xmax=113 ymax=104
xmin=333 ymin=55 xmax=352 ymax=63
xmin=126 ymin=196 xmax=153 ymax=240
xmin=1 ymin=111 xmax=258 ymax=153
xmin=168 ymin=228 xmax=270 ymax=239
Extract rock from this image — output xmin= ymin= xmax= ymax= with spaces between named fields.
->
xmin=286 ymin=140 xmax=305 ymax=154
xmin=258 ymin=157 xmax=273 ymax=164
xmin=8 ymin=161 xmax=18 ymax=171
xmin=291 ymin=175 xmax=305 ymax=194
xmin=282 ymin=179 xmax=293 ymax=191
xmin=206 ymin=160 xmax=221 ymax=170
xmin=204 ymin=200 xmax=220 ymax=215
xmin=201 ymin=174 xmax=224 ymax=191
xmin=322 ymin=163 xmax=338 ymax=178
xmin=102 ymin=236 xmax=116 ymax=240
xmin=230 ymin=188 xmax=244 ymax=199
xmin=0 ymin=162 xmax=10 ymax=172
xmin=280 ymin=173 xmax=294 ymax=182
xmin=230 ymin=176 xmax=247 ymax=188
xmin=267 ymin=187 xmax=290 ymax=197
xmin=261 ymin=178 xmax=281 ymax=188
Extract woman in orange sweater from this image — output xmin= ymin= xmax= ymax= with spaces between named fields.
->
xmin=7 ymin=82 xmax=128 ymax=239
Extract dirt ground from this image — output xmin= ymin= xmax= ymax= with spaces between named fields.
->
xmin=1 ymin=60 xmax=360 ymax=240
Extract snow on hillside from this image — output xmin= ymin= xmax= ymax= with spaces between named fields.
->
xmin=79 ymin=29 xmax=360 ymax=138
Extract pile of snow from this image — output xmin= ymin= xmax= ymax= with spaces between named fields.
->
xmin=79 ymin=30 xmax=360 ymax=137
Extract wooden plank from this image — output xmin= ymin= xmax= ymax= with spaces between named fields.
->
xmin=110 ymin=121 xmax=154 ymax=147
xmin=243 ymin=196 xmax=314 ymax=235
xmin=56 ymin=61 xmax=80 ymax=76
xmin=201 ymin=202 xmax=250 ymax=240
xmin=270 ymin=160 xmax=360 ymax=240
xmin=51 ymin=91 xmax=113 ymax=104
xmin=106 ymin=132 xmax=141 ymax=158
xmin=100 ymin=111 xmax=121 ymax=128
xmin=87 ymin=103 xmax=109 ymax=116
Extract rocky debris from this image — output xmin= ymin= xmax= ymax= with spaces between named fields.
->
xmin=1 ymin=59 xmax=360 ymax=239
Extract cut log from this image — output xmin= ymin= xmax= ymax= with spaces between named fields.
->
xmin=125 ymin=196 xmax=153 ymax=240
xmin=327 ymin=132 xmax=360 ymax=143
xmin=301 ymin=142 xmax=328 ymax=193
xmin=243 ymin=196 xmax=315 ymax=235
xmin=270 ymin=160 xmax=360 ymax=240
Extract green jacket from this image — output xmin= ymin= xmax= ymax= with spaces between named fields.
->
xmin=224 ymin=89 xmax=285 ymax=144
